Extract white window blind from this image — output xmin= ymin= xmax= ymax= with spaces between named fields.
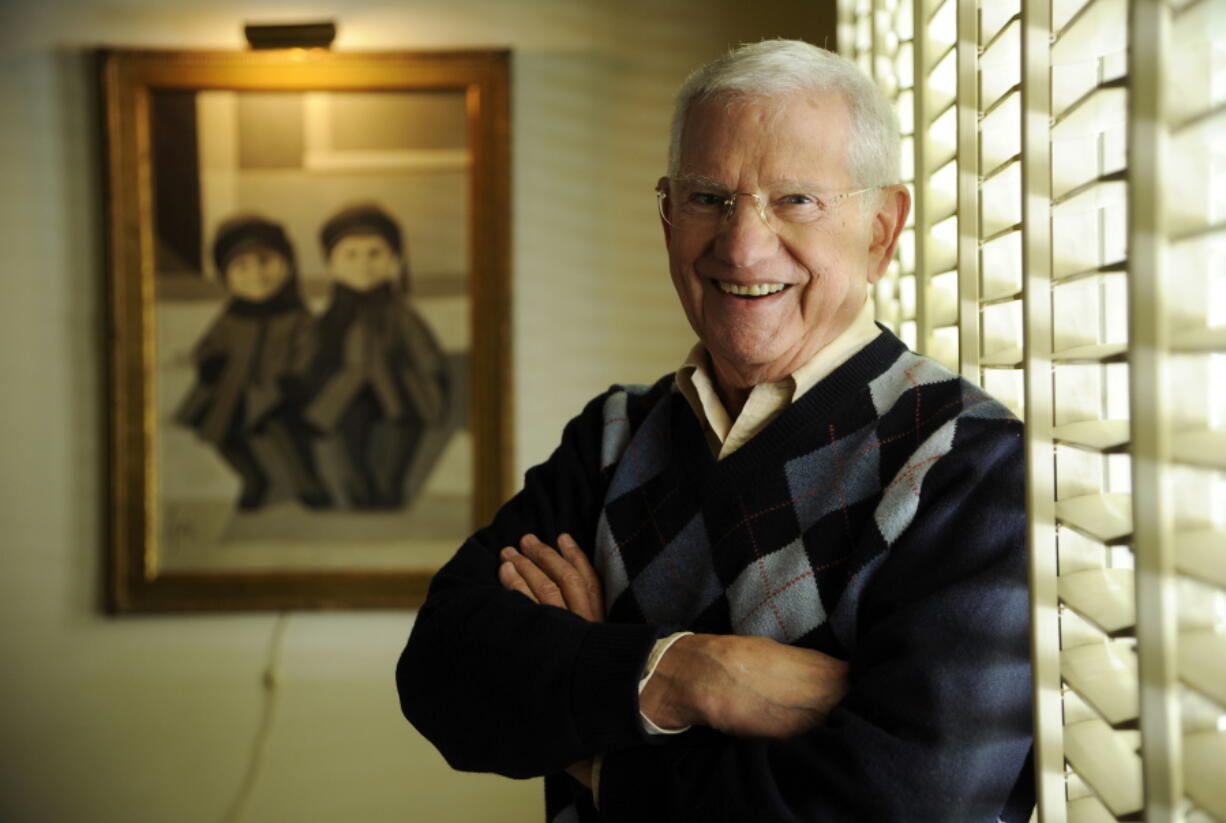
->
xmin=847 ymin=0 xmax=922 ymax=351
xmin=837 ymin=1 xmax=1226 ymax=820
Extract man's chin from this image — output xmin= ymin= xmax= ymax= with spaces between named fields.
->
xmin=706 ymin=343 xmax=794 ymax=386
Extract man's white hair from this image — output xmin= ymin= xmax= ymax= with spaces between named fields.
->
xmin=667 ymin=39 xmax=901 ymax=188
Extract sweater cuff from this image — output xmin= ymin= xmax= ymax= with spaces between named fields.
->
xmin=569 ymin=620 xmax=661 ymax=753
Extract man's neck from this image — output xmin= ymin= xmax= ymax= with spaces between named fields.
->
xmin=709 ymin=333 xmax=840 ymax=419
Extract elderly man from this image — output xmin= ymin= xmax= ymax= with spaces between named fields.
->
xmin=398 ymin=40 xmax=1032 ymax=822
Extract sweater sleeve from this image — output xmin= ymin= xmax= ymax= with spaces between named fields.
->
xmin=595 ymin=420 xmax=1032 ymax=822
xmin=396 ymin=389 xmax=662 ymax=778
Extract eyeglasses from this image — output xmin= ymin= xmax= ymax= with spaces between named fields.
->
xmin=656 ymin=177 xmax=879 ymax=233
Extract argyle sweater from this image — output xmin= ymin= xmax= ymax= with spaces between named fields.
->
xmin=398 ymin=330 xmax=1033 ymax=822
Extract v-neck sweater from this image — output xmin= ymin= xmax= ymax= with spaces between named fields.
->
xmin=398 ymin=329 xmax=1034 ymax=823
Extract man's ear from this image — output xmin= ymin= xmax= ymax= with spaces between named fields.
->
xmin=657 ymin=177 xmax=673 ymax=246
xmin=867 ymin=185 xmax=911 ymax=284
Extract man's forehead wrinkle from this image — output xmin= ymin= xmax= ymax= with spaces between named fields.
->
xmin=678 ymin=90 xmax=855 ymax=193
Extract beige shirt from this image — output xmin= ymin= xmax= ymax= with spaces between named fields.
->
xmin=675 ymin=298 xmax=882 ymax=459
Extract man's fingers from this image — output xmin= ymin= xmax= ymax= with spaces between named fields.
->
xmin=498 ymin=557 xmax=539 ymax=603
xmin=518 ymin=534 xmax=596 ymax=620
xmin=495 ymin=534 xmax=605 ymax=623
xmin=500 ymin=546 xmax=566 ymax=608
xmin=558 ymin=533 xmax=605 ymax=618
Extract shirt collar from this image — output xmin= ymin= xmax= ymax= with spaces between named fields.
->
xmin=675 ymin=298 xmax=881 ymax=452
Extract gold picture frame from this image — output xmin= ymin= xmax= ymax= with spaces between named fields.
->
xmin=101 ymin=48 xmax=511 ymax=611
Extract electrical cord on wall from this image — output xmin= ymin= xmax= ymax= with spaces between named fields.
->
xmin=221 ymin=611 xmax=290 ymax=823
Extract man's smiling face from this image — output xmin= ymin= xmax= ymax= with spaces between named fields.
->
xmin=662 ymin=91 xmax=892 ymax=392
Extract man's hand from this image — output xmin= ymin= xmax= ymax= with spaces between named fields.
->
xmin=497 ymin=536 xmax=848 ymax=742
xmin=497 ymin=533 xmax=601 ymax=790
xmin=498 ymin=533 xmax=604 ymax=622
xmin=641 ymin=633 xmax=849 ymax=739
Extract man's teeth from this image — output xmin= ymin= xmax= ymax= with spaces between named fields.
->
xmin=717 ymin=281 xmax=787 ymax=297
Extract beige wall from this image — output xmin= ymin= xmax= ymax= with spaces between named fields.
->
xmin=0 ymin=2 xmax=833 ymax=821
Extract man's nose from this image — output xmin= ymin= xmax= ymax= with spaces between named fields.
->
xmin=714 ymin=194 xmax=779 ymax=267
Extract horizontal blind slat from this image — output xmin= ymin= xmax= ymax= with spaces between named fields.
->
xmin=1053 ymin=171 xmax=1128 ymax=207
xmin=1067 ymin=794 xmax=1118 ymax=823
xmin=982 ymin=84 xmax=1022 ymax=120
xmin=1058 ymin=567 xmax=1136 ymax=634
xmin=1053 ymin=80 xmax=1127 ymax=131
xmin=1052 ymin=0 xmax=1127 ymax=65
xmin=1184 ymin=731 xmax=1226 ymax=820
xmin=980 ymin=346 xmax=1023 ymax=368
xmin=1170 ymin=325 xmax=1226 ymax=353
xmin=1053 ymin=419 xmax=1131 ymax=452
xmin=1170 ymin=429 xmax=1226 ymax=470
xmin=1064 ymin=718 xmax=1144 ymax=817
xmin=1061 ymin=641 xmax=1139 ymax=726
xmin=1056 ymin=495 xmax=1134 ymax=544
xmin=981 ymin=231 xmax=1022 ymax=302
xmin=927 ymin=214 xmax=957 ymax=271
xmin=982 ymin=153 xmax=1023 ymax=184
xmin=1052 ymin=0 xmax=1096 ymax=32
xmin=1052 ymin=261 xmax=1127 ymax=286
xmin=1175 ymin=530 xmax=1226 ymax=588
xmin=925 ymin=0 xmax=956 ymax=47
xmin=930 ymin=270 xmax=958 ymax=328
xmin=1178 ymin=632 xmax=1226 ymax=705
xmin=980 ymin=285 xmax=1022 ymax=305
xmin=979 ymin=6 xmax=1019 ymax=47
xmin=1052 ymin=342 xmax=1129 ymax=364
xmin=925 ymin=47 xmax=957 ymax=117
xmin=928 ymin=160 xmax=957 ymax=213
xmin=928 ymin=106 xmax=957 ymax=168
xmin=980 ymin=18 xmax=1021 ymax=105
xmin=982 ymin=161 xmax=1022 ymax=236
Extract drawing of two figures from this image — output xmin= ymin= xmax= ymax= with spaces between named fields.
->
xmin=175 ymin=204 xmax=458 ymax=513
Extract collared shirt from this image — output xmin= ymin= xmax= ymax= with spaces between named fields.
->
xmin=674 ymin=298 xmax=881 ymax=459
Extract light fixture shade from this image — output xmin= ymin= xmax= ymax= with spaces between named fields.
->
xmin=243 ymin=22 xmax=336 ymax=50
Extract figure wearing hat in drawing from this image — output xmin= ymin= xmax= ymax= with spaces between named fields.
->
xmin=306 ymin=203 xmax=453 ymax=509
xmin=175 ymin=215 xmax=332 ymax=511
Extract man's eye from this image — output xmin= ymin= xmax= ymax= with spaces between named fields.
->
xmin=773 ymin=194 xmax=829 ymax=222
xmin=777 ymin=193 xmax=821 ymax=207
xmin=687 ymin=192 xmax=727 ymax=208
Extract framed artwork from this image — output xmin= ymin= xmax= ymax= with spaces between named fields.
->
xmin=101 ymin=48 xmax=511 ymax=611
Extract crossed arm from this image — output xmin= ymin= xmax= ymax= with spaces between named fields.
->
xmin=399 ymin=392 xmax=1032 ymax=820
xmin=497 ymin=532 xmax=851 ymax=789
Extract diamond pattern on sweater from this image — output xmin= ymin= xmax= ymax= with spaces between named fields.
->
xmin=961 ymin=382 xmax=1016 ymax=420
xmin=727 ymin=537 xmax=826 ymax=641
xmin=539 ymin=337 xmax=1027 ymax=823
xmin=868 ymin=349 xmax=954 ymax=417
xmin=605 ymin=397 xmax=674 ymax=503
xmin=875 ymin=416 xmax=959 ymax=543
xmin=593 ymin=510 xmax=630 ymax=614
xmin=600 ymin=391 xmax=631 ymax=470
xmin=784 ymin=419 xmax=881 ymax=532
xmin=630 ymin=512 xmax=722 ymax=628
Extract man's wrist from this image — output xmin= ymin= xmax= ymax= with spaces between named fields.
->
xmin=638 ymin=632 xmax=695 ymax=734
xmin=638 ymin=632 xmax=716 ymax=730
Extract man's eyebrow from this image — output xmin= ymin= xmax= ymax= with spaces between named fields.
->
xmin=674 ymin=175 xmax=830 ymax=191
xmin=770 ymin=179 xmax=827 ymax=191
xmin=674 ymin=175 xmax=730 ymax=190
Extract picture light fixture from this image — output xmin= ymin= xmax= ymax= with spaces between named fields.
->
xmin=243 ymin=21 xmax=337 ymax=50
